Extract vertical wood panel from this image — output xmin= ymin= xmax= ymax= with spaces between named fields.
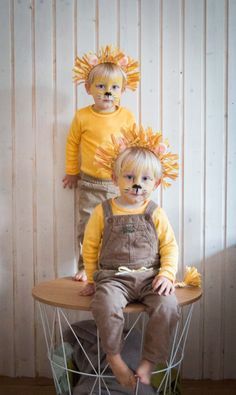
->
xmin=204 ymin=0 xmax=226 ymax=379
xmin=14 ymin=0 xmax=35 ymax=376
xmin=34 ymin=0 xmax=55 ymax=376
xmin=119 ymin=0 xmax=139 ymax=119
xmin=182 ymin=0 xmax=204 ymax=379
xmin=162 ymin=0 xmax=182 ymax=243
xmin=55 ymin=0 xmax=75 ymax=278
xmin=76 ymin=0 xmax=96 ymax=108
xmin=0 ymin=0 xmax=14 ymax=376
xmin=98 ymin=0 xmax=117 ymax=46
xmin=34 ymin=0 xmax=54 ymax=282
xmin=224 ymin=0 xmax=236 ymax=379
xmin=140 ymin=0 xmax=160 ymax=128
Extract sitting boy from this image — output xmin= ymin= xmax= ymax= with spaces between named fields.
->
xmin=80 ymin=125 xmax=180 ymax=389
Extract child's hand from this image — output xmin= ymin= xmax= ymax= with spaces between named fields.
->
xmin=152 ymin=275 xmax=175 ymax=296
xmin=79 ymin=283 xmax=95 ymax=296
xmin=62 ymin=174 xmax=79 ymax=189
xmin=74 ymin=270 xmax=88 ymax=282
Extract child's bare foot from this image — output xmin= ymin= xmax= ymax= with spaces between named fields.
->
xmin=74 ymin=270 xmax=87 ymax=282
xmin=136 ymin=359 xmax=154 ymax=385
xmin=107 ymin=354 xmax=136 ymax=389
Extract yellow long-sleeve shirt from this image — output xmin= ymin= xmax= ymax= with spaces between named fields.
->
xmin=83 ymin=198 xmax=178 ymax=283
xmin=65 ymin=105 xmax=135 ymax=179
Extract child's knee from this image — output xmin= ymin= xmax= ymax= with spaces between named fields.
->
xmin=149 ymin=294 xmax=180 ymax=320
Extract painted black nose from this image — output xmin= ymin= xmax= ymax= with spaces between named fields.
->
xmin=105 ymin=92 xmax=112 ymax=97
xmin=132 ymin=184 xmax=142 ymax=194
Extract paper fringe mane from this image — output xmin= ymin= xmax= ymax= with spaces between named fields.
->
xmin=73 ymin=45 xmax=140 ymax=91
xmin=175 ymin=266 xmax=201 ymax=288
xmin=95 ymin=124 xmax=179 ymax=188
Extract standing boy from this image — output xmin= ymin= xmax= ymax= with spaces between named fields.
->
xmin=63 ymin=46 xmax=140 ymax=281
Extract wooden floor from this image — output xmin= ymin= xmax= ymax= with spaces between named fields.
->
xmin=1 ymin=377 xmax=236 ymax=395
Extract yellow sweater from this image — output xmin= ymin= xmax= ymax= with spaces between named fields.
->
xmin=65 ymin=105 xmax=135 ymax=179
xmin=83 ymin=198 xmax=178 ymax=283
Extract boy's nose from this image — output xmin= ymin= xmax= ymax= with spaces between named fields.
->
xmin=132 ymin=184 xmax=142 ymax=194
xmin=105 ymin=92 xmax=112 ymax=97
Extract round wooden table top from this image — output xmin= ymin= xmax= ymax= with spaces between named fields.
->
xmin=32 ymin=277 xmax=202 ymax=313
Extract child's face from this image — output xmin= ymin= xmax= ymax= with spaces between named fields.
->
xmin=86 ymin=74 xmax=124 ymax=113
xmin=114 ymin=166 xmax=159 ymax=208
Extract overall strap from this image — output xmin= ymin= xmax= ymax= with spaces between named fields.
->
xmin=144 ymin=200 xmax=158 ymax=217
xmin=102 ymin=199 xmax=113 ymax=218
xmin=144 ymin=200 xmax=159 ymax=244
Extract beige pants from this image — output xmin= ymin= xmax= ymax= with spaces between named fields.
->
xmin=91 ymin=270 xmax=180 ymax=364
xmin=77 ymin=173 xmax=119 ymax=270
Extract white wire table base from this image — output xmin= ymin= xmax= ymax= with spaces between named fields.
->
xmin=37 ymin=302 xmax=193 ymax=395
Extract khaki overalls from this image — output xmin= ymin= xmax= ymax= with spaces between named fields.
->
xmin=91 ymin=199 xmax=180 ymax=364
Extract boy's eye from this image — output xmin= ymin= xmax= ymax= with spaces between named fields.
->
xmin=112 ymin=85 xmax=120 ymax=90
xmin=125 ymin=175 xmax=133 ymax=180
xmin=96 ymin=84 xmax=105 ymax=89
xmin=142 ymin=176 xmax=152 ymax=181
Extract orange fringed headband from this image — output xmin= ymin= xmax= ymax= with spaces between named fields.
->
xmin=95 ymin=124 xmax=179 ymax=188
xmin=73 ymin=45 xmax=140 ymax=91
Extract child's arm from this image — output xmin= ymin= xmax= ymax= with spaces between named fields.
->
xmin=63 ymin=113 xmax=81 ymax=189
xmin=152 ymin=207 xmax=178 ymax=295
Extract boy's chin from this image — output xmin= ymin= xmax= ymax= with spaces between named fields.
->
xmin=97 ymin=102 xmax=115 ymax=112
xmin=126 ymin=195 xmax=146 ymax=204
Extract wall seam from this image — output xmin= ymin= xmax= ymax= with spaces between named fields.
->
xmin=10 ymin=0 xmax=16 ymax=378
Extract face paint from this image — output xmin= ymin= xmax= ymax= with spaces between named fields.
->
xmin=132 ymin=184 xmax=142 ymax=194
xmin=115 ymin=167 xmax=157 ymax=208
xmin=88 ymin=75 xmax=123 ymax=112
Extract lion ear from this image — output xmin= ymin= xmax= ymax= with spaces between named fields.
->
xmin=87 ymin=54 xmax=99 ymax=66
xmin=157 ymin=143 xmax=167 ymax=154
xmin=118 ymin=56 xmax=129 ymax=66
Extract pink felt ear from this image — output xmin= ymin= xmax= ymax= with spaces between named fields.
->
xmin=117 ymin=139 xmax=127 ymax=154
xmin=118 ymin=56 xmax=129 ymax=66
xmin=87 ymin=54 xmax=99 ymax=66
xmin=157 ymin=143 xmax=167 ymax=154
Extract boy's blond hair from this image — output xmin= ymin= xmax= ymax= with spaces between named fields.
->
xmin=113 ymin=147 xmax=162 ymax=181
xmin=86 ymin=63 xmax=127 ymax=90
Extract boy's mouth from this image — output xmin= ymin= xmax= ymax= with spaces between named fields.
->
xmin=103 ymin=96 xmax=113 ymax=101
xmin=130 ymin=191 xmax=144 ymax=197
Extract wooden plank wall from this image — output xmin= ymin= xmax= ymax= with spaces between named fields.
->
xmin=0 ymin=0 xmax=235 ymax=380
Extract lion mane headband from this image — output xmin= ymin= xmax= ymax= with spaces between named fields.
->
xmin=95 ymin=124 xmax=179 ymax=188
xmin=73 ymin=45 xmax=140 ymax=91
